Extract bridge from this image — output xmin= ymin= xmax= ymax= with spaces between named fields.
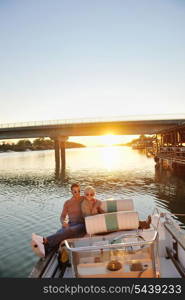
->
xmin=1 ymin=114 xmax=185 ymax=178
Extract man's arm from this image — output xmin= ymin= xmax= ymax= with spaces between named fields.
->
xmin=60 ymin=201 xmax=68 ymax=226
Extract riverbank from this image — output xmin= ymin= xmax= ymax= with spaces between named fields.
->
xmin=0 ymin=138 xmax=85 ymax=152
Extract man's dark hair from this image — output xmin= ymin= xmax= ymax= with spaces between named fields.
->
xmin=71 ymin=183 xmax=80 ymax=190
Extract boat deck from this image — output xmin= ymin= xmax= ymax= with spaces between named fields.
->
xmin=29 ymin=250 xmax=65 ymax=278
xmin=29 ymin=217 xmax=185 ymax=278
xmin=160 ymin=257 xmax=181 ymax=278
xmin=29 ymin=250 xmax=181 ymax=278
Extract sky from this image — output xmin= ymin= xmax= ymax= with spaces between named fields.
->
xmin=0 ymin=0 xmax=185 ymax=145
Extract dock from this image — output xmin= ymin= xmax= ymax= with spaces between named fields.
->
xmin=155 ymin=124 xmax=185 ymax=172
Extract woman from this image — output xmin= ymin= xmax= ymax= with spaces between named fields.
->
xmin=81 ymin=186 xmax=104 ymax=217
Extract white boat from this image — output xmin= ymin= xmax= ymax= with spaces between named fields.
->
xmin=30 ymin=200 xmax=185 ymax=278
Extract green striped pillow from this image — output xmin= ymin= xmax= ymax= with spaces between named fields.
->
xmin=101 ymin=199 xmax=134 ymax=213
xmin=85 ymin=211 xmax=139 ymax=235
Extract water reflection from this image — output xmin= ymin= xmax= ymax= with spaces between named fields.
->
xmin=100 ymin=147 xmax=121 ymax=170
xmin=155 ymin=168 xmax=185 ymax=225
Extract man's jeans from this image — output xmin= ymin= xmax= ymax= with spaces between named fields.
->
xmin=45 ymin=222 xmax=86 ymax=253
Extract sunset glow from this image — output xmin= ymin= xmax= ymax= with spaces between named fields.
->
xmin=100 ymin=134 xmax=124 ymax=146
xmin=69 ymin=135 xmax=138 ymax=147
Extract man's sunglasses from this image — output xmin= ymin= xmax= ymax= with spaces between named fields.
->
xmin=85 ymin=193 xmax=94 ymax=196
xmin=73 ymin=190 xmax=80 ymax=193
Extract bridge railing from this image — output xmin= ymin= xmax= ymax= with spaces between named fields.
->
xmin=0 ymin=114 xmax=185 ymax=129
xmin=0 ymin=116 xmax=129 ymax=129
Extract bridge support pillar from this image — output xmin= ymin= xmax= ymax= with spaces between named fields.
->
xmin=54 ymin=139 xmax=60 ymax=178
xmin=53 ymin=136 xmax=68 ymax=179
xmin=60 ymin=141 xmax=66 ymax=175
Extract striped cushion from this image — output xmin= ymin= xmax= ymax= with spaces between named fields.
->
xmin=85 ymin=211 xmax=139 ymax=235
xmin=101 ymin=199 xmax=134 ymax=213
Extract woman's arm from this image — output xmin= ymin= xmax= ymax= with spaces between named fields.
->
xmin=96 ymin=200 xmax=104 ymax=214
xmin=81 ymin=199 xmax=90 ymax=217
xmin=97 ymin=206 xmax=104 ymax=214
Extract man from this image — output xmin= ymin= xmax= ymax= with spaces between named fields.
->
xmin=31 ymin=183 xmax=85 ymax=257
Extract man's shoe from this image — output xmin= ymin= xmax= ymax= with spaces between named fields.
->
xmin=31 ymin=233 xmax=45 ymax=258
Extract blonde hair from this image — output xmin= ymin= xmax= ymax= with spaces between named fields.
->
xmin=84 ymin=186 xmax=96 ymax=195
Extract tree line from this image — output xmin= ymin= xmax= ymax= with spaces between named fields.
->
xmin=124 ymin=135 xmax=155 ymax=146
xmin=0 ymin=138 xmax=85 ymax=152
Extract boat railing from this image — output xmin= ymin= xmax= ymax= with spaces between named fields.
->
xmin=151 ymin=208 xmax=176 ymax=230
xmin=65 ymin=230 xmax=160 ymax=278
xmin=152 ymin=207 xmax=185 ymax=224
xmin=64 ymin=230 xmax=158 ymax=253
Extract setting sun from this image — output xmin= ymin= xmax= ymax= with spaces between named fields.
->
xmin=100 ymin=134 xmax=122 ymax=146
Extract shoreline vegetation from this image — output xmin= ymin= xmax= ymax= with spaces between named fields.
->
xmin=115 ymin=135 xmax=154 ymax=147
xmin=0 ymin=135 xmax=154 ymax=153
xmin=0 ymin=138 xmax=86 ymax=152
xmin=124 ymin=135 xmax=155 ymax=147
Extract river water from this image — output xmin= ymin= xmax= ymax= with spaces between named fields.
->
xmin=0 ymin=146 xmax=185 ymax=278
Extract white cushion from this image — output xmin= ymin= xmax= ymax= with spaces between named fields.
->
xmin=101 ymin=199 xmax=134 ymax=213
xmin=85 ymin=211 xmax=139 ymax=235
